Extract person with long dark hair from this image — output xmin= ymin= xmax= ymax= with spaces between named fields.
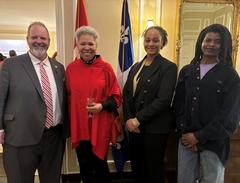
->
xmin=173 ymin=24 xmax=240 ymax=183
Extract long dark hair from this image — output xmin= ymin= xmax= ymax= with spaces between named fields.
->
xmin=191 ymin=24 xmax=233 ymax=67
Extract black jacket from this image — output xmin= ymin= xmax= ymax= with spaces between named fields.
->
xmin=173 ymin=62 xmax=240 ymax=165
xmin=123 ymin=54 xmax=177 ymax=134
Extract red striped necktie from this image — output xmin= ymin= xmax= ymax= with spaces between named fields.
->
xmin=39 ymin=62 xmax=53 ymax=128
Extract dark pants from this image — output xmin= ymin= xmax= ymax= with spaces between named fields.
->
xmin=3 ymin=125 xmax=65 ymax=183
xmin=76 ymin=140 xmax=110 ymax=183
xmin=129 ymin=133 xmax=168 ymax=183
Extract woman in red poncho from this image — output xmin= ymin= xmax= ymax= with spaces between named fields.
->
xmin=66 ymin=26 xmax=122 ymax=183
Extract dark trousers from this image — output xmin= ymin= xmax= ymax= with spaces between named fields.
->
xmin=129 ymin=133 xmax=168 ymax=183
xmin=3 ymin=125 xmax=65 ymax=183
xmin=76 ymin=140 xmax=110 ymax=183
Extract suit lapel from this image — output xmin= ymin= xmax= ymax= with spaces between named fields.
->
xmin=21 ymin=53 xmax=45 ymax=101
xmin=134 ymin=54 xmax=162 ymax=96
xmin=49 ymin=58 xmax=63 ymax=105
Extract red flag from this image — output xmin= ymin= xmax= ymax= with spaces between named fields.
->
xmin=74 ymin=0 xmax=88 ymax=58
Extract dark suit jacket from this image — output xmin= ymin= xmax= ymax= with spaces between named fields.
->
xmin=123 ymin=54 xmax=177 ymax=134
xmin=0 ymin=53 xmax=69 ymax=147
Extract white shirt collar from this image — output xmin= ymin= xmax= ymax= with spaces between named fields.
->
xmin=28 ymin=51 xmax=50 ymax=67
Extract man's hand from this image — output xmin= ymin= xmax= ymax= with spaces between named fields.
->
xmin=0 ymin=131 xmax=5 ymax=144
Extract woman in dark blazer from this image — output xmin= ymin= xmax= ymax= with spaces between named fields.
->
xmin=123 ymin=26 xmax=177 ymax=183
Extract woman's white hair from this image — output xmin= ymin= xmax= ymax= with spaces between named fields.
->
xmin=75 ymin=26 xmax=100 ymax=44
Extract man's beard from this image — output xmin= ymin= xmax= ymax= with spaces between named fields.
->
xmin=30 ymin=45 xmax=48 ymax=60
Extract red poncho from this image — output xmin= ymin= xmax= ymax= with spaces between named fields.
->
xmin=66 ymin=56 xmax=122 ymax=159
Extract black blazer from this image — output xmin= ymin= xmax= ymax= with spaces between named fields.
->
xmin=123 ymin=54 xmax=177 ymax=134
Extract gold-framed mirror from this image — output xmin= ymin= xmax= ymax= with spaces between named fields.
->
xmin=176 ymin=0 xmax=240 ymax=71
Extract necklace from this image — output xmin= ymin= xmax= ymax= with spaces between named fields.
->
xmin=80 ymin=55 xmax=96 ymax=65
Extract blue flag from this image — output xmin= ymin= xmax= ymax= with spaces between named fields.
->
xmin=112 ymin=129 xmax=129 ymax=172
xmin=117 ymin=0 xmax=134 ymax=88
xmin=112 ymin=0 xmax=133 ymax=173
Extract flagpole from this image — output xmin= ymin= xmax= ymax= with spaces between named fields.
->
xmin=121 ymin=0 xmax=127 ymax=87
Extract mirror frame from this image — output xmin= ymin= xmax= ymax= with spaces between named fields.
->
xmin=176 ymin=0 xmax=240 ymax=67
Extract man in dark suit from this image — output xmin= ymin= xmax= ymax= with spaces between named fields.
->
xmin=0 ymin=22 xmax=69 ymax=183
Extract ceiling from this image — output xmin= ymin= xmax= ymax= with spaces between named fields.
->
xmin=0 ymin=0 xmax=56 ymax=31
